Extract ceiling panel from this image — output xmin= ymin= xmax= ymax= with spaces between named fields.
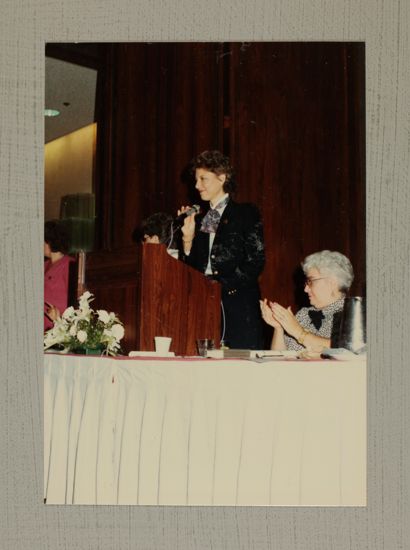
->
xmin=45 ymin=57 xmax=97 ymax=143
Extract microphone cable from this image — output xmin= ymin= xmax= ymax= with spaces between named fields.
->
xmin=220 ymin=298 xmax=226 ymax=347
xmin=166 ymin=221 xmax=176 ymax=250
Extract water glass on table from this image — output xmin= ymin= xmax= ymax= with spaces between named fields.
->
xmin=196 ymin=338 xmax=215 ymax=357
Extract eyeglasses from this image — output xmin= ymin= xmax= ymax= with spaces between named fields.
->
xmin=304 ymin=277 xmax=328 ymax=288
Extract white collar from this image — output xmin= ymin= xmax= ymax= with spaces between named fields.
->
xmin=210 ymin=193 xmax=229 ymax=210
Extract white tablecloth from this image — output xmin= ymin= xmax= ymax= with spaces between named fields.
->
xmin=44 ymin=354 xmax=366 ymax=505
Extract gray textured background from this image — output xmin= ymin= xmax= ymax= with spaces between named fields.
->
xmin=1 ymin=1 xmax=409 ymax=548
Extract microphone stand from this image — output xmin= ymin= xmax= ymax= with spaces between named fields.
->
xmin=77 ymin=249 xmax=87 ymax=298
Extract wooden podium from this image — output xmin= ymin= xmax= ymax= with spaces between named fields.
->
xmin=136 ymin=244 xmax=221 ymax=356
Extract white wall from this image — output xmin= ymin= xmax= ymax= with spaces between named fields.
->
xmin=44 ymin=123 xmax=96 ymax=220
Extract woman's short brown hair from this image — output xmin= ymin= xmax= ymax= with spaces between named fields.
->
xmin=191 ymin=150 xmax=237 ymax=193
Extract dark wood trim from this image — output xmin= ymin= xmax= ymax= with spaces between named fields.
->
xmin=45 ymin=43 xmax=105 ymax=70
xmin=93 ymin=45 xmax=115 ymax=251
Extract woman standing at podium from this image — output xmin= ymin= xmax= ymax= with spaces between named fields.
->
xmin=179 ymin=150 xmax=265 ymax=350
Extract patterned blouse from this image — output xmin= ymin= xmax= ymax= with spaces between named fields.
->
xmin=284 ymin=298 xmax=345 ymax=351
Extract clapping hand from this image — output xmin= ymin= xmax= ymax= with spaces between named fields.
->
xmin=45 ymin=302 xmax=61 ymax=322
xmin=259 ymin=299 xmax=282 ymax=329
xmin=270 ymin=302 xmax=301 ymax=339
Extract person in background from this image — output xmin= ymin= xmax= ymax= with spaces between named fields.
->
xmin=138 ymin=211 xmax=179 ymax=258
xmin=44 ymin=220 xmax=74 ymax=331
xmin=179 ymin=150 xmax=265 ymax=350
xmin=260 ymin=250 xmax=354 ymax=352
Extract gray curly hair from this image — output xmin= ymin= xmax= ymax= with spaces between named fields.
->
xmin=302 ymin=250 xmax=354 ymax=292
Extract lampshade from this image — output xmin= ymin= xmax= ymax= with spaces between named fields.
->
xmin=60 ymin=193 xmax=95 ymax=253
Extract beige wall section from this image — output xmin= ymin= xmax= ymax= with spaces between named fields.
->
xmin=44 ymin=123 xmax=96 ymax=220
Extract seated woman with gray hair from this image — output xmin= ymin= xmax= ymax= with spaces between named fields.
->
xmin=260 ymin=250 xmax=354 ymax=351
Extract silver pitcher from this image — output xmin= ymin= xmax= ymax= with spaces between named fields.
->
xmin=336 ymin=296 xmax=366 ymax=353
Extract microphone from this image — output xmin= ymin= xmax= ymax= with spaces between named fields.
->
xmin=174 ymin=204 xmax=201 ymax=226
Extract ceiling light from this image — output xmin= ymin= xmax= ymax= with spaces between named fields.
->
xmin=44 ymin=108 xmax=60 ymax=117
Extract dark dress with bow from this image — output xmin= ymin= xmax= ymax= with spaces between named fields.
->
xmin=284 ymin=298 xmax=345 ymax=351
xmin=182 ymin=199 xmax=265 ymax=349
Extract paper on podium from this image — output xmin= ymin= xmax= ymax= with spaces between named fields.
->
xmin=128 ymin=351 xmax=175 ymax=357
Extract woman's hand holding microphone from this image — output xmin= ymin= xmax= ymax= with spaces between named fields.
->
xmin=177 ymin=206 xmax=197 ymax=254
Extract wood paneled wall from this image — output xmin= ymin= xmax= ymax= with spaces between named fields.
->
xmin=95 ymin=43 xmax=225 ymax=250
xmin=227 ymin=43 xmax=365 ymax=307
xmin=85 ymin=42 xmax=365 ymax=351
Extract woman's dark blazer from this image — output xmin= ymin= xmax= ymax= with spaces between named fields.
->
xmin=182 ymin=199 xmax=265 ymax=349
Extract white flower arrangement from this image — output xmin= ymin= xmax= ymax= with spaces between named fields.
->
xmin=44 ymin=291 xmax=125 ymax=356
